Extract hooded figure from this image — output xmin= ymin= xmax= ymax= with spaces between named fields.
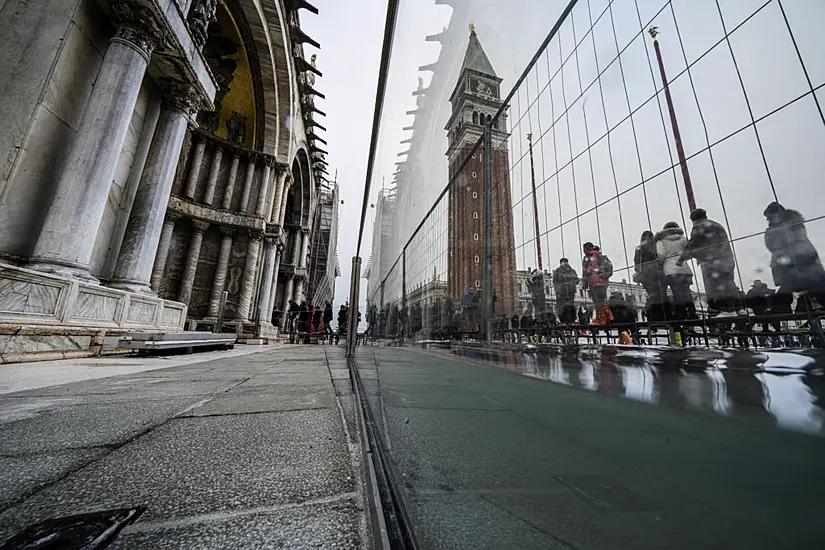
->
xmin=581 ymin=242 xmax=614 ymax=326
xmin=679 ymin=209 xmax=743 ymax=315
xmin=553 ymin=258 xmax=579 ymax=323
xmin=656 ymin=222 xmax=697 ymax=321
xmin=634 ymin=231 xmax=668 ymax=308
xmin=763 ymin=202 xmax=825 ymax=311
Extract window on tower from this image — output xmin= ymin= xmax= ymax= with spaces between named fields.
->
xmin=474 ymin=255 xmax=480 ymax=263
xmin=473 ymin=212 xmax=479 ymax=219
xmin=472 ymin=171 xmax=477 ymax=179
xmin=473 ymin=233 xmax=479 ymax=240
xmin=475 ymin=280 xmax=481 ymax=288
xmin=473 ymin=192 xmax=478 ymax=199
xmin=472 ymin=111 xmax=479 ymax=124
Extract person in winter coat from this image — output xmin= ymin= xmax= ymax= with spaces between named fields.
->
xmin=655 ymin=222 xmax=697 ymax=321
xmin=582 ymin=242 xmax=614 ymax=325
xmin=552 ymin=258 xmax=579 ymax=324
xmin=634 ymin=231 xmax=669 ymax=315
xmin=323 ymin=301 xmax=334 ymax=335
xmin=763 ymin=202 xmax=825 ymax=311
xmin=746 ymin=280 xmax=780 ymax=333
xmin=678 ymin=209 xmax=744 ymax=316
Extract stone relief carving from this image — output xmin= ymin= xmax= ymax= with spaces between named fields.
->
xmin=188 ymin=0 xmax=220 ymax=49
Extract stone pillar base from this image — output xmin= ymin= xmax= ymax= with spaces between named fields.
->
xmin=0 ymin=262 xmax=187 ymax=330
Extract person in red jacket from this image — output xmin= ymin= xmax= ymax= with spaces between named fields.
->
xmin=581 ymin=242 xmax=614 ymax=326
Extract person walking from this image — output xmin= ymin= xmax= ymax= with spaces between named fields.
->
xmin=634 ymin=231 xmax=670 ymax=322
xmin=678 ymin=209 xmax=744 ymax=317
xmin=763 ymin=202 xmax=825 ymax=312
xmin=655 ymin=222 xmax=697 ymax=321
xmin=323 ymin=301 xmax=334 ymax=335
xmin=581 ymin=242 xmax=614 ymax=326
xmin=552 ymin=258 xmax=579 ymax=324
xmin=288 ymin=300 xmax=300 ymax=333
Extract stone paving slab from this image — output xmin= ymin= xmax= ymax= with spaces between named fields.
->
xmin=0 ymin=449 xmax=105 ymax=509
xmin=0 ymin=346 xmax=367 ymax=548
xmin=110 ymin=497 xmax=362 ymax=550
xmin=0 ymin=397 xmax=197 ymax=455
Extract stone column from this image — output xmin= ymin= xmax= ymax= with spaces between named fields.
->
xmin=270 ymin=170 xmax=287 ymax=223
xmin=238 ymin=153 xmax=257 ymax=213
xmin=291 ymin=229 xmax=302 ymax=266
xmin=207 ymin=227 xmax=235 ymax=317
xmin=183 ymin=136 xmax=206 ymax=199
xmin=281 ymin=275 xmax=294 ymax=330
xmin=178 ymin=220 xmax=209 ymax=305
xmin=110 ymin=88 xmax=199 ymax=294
xmin=150 ymin=212 xmax=181 ymax=293
xmin=278 ymin=178 xmax=293 ymax=226
xmin=236 ymin=230 xmax=263 ymax=320
xmin=220 ymin=152 xmax=241 ymax=210
xmin=299 ymin=228 xmax=311 ymax=269
xmin=202 ymin=145 xmax=223 ymax=205
xmin=254 ymin=158 xmax=274 ymax=218
xmin=28 ymin=22 xmax=158 ymax=282
xmin=294 ymin=275 xmax=306 ymax=305
xmin=256 ymin=235 xmax=280 ymax=324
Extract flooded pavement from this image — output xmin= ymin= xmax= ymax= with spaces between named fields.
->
xmin=448 ymin=346 xmax=825 ymax=436
xmin=356 ymin=346 xmax=825 ymax=549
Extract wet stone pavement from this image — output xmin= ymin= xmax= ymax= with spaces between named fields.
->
xmin=0 ymin=346 xmax=368 ymax=549
xmin=356 ymin=345 xmax=825 ymax=549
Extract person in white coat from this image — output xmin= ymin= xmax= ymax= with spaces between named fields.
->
xmin=655 ymin=221 xmax=697 ymax=320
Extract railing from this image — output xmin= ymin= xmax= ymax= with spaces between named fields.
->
xmin=173 ymin=130 xmax=281 ymax=220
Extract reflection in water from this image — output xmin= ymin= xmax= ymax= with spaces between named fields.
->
xmin=450 ymin=347 xmax=825 ymax=435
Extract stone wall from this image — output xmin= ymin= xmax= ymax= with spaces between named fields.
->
xmin=0 ymin=0 xmax=109 ymax=260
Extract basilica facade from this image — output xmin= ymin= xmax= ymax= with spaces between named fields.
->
xmin=0 ymin=0 xmax=335 ymax=360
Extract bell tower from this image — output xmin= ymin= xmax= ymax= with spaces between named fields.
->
xmin=446 ymin=28 xmax=517 ymax=319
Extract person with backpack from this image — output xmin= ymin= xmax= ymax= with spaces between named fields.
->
xmin=581 ymin=242 xmax=614 ymax=326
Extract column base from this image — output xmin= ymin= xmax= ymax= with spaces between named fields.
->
xmin=107 ymin=279 xmax=157 ymax=296
xmin=27 ymin=259 xmax=100 ymax=285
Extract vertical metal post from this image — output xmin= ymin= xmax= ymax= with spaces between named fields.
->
xmin=527 ymin=133 xmax=543 ymax=271
xmin=649 ymin=27 xmax=696 ymax=212
xmin=482 ymin=126 xmax=494 ymax=345
xmin=346 ymin=256 xmax=362 ymax=357
xmin=379 ymin=281 xmax=385 ymax=337
xmin=401 ymin=248 xmax=407 ymax=343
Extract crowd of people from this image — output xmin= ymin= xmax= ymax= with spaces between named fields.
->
xmin=530 ymin=203 xmax=825 ymax=334
xmin=281 ymin=299 xmax=360 ymax=340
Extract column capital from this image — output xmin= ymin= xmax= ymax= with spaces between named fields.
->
xmin=111 ymin=2 xmax=165 ymax=60
xmin=247 ymin=229 xmax=263 ymax=241
xmin=191 ymin=219 xmax=210 ymax=233
xmin=301 ymin=227 xmax=311 ymax=236
xmin=262 ymin=155 xmax=278 ymax=168
xmin=245 ymin=150 xmax=259 ymax=163
xmin=220 ymin=226 xmax=237 ymax=238
xmin=161 ymin=80 xmax=202 ymax=119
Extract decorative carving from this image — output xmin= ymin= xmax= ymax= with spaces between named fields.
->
xmin=165 ymin=211 xmax=184 ymax=224
xmin=306 ymin=54 xmax=317 ymax=86
xmin=226 ymin=111 xmax=247 ymax=145
xmin=114 ymin=21 xmax=160 ymax=59
xmin=247 ymin=229 xmax=263 ymax=241
xmin=220 ymin=226 xmax=237 ymax=238
xmin=188 ymin=0 xmax=219 ymax=49
xmin=163 ymin=81 xmax=202 ymax=117
xmin=111 ymin=1 xmax=165 ymax=58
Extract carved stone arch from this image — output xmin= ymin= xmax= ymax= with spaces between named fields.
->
xmin=293 ymin=145 xmax=313 ymax=227
xmin=227 ymin=0 xmax=294 ymax=158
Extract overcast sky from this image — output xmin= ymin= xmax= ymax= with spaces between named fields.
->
xmin=302 ymin=0 xmax=825 ymax=310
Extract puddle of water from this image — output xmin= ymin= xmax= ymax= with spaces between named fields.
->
xmin=450 ymin=346 xmax=825 ymax=436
